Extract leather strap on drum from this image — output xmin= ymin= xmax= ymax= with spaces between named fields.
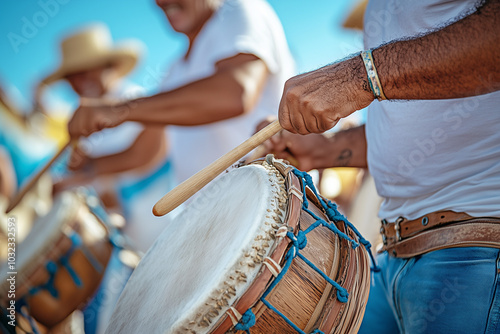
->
xmin=380 ymin=211 xmax=500 ymax=257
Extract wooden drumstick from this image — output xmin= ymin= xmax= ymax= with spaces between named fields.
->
xmin=5 ymin=140 xmax=74 ymax=213
xmin=153 ymin=120 xmax=282 ymax=216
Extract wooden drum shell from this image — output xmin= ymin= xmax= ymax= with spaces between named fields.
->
xmin=0 ymin=192 xmax=113 ymax=329
xmin=212 ymin=159 xmax=371 ymax=334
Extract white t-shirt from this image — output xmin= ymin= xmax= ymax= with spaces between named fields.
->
xmin=364 ymin=0 xmax=500 ymax=220
xmin=161 ymin=0 xmax=295 ymax=184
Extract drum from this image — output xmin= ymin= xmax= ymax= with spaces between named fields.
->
xmin=0 ymin=190 xmax=113 ymax=329
xmin=107 ymin=156 xmax=371 ymax=334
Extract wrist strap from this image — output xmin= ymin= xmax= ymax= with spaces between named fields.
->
xmin=360 ymin=50 xmax=387 ymax=101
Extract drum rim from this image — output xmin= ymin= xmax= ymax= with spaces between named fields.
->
xmin=0 ymin=191 xmax=81 ymax=294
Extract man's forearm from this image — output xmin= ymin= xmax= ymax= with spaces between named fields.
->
xmin=374 ymin=0 xmax=499 ymax=100
xmin=124 ymin=73 xmax=245 ymax=126
xmin=67 ymin=55 xmax=268 ymax=139
xmin=92 ymin=128 xmax=166 ymax=175
xmin=327 ymin=125 xmax=367 ymax=168
xmin=302 ymin=125 xmax=367 ymax=170
xmin=121 ymin=54 xmax=268 ymax=126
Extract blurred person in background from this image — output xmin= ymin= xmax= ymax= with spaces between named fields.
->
xmin=0 ymin=80 xmax=55 ymax=243
xmin=36 ymin=23 xmax=172 ymax=252
xmin=66 ymin=0 xmax=295 ymax=189
xmin=59 ymin=1 xmax=296 ymax=330
xmin=35 ymin=23 xmax=173 ymax=334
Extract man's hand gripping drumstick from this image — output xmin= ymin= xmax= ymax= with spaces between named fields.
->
xmin=152 ymin=120 xmax=282 ymax=216
xmin=153 ymin=58 xmax=373 ymax=217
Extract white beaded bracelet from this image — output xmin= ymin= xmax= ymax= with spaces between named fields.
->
xmin=360 ymin=50 xmax=387 ymax=101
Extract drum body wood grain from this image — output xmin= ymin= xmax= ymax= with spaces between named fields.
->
xmin=236 ymin=190 xmax=370 ymax=334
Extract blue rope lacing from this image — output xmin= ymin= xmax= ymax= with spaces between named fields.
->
xmin=26 ymin=232 xmax=84 ymax=299
xmin=235 ymin=167 xmax=379 ymax=333
xmin=28 ymin=260 xmax=59 ymax=298
xmin=16 ymin=232 xmax=85 ymax=334
xmin=59 ymin=233 xmax=84 ymax=288
xmin=234 ymin=309 xmax=256 ymax=333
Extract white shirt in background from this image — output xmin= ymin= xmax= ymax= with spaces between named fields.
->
xmin=161 ymin=0 xmax=295 ymax=184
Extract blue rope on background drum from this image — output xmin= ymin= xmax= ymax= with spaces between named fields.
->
xmin=28 ymin=261 xmax=59 ymax=298
xmin=235 ymin=168 xmax=378 ymax=333
xmin=26 ymin=233 xmax=84 ymax=298
xmin=15 ymin=232 xmax=86 ymax=334
xmin=59 ymin=233 xmax=84 ymax=287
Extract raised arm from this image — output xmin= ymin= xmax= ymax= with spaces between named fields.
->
xmin=57 ymin=127 xmax=167 ymax=192
xmin=279 ymin=0 xmax=499 ymax=134
xmin=68 ymin=53 xmax=268 ymax=137
xmin=127 ymin=53 xmax=268 ymax=125
xmin=87 ymin=127 xmax=167 ymax=175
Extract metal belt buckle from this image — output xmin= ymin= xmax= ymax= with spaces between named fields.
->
xmin=395 ymin=217 xmax=404 ymax=241
xmin=380 ymin=219 xmax=388 ymax=245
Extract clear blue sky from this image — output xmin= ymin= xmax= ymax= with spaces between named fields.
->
xmin=0 ymin=0 xmax=363 ymax=113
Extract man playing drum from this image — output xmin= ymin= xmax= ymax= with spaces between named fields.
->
xmin=261 ymin=0 xmax=500 ymax=333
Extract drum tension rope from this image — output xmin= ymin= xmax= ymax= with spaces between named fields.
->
xmin=235 ymin=168 xmax=379 ymax=334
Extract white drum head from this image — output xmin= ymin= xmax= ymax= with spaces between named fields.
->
xmin=107 ymin=164 xmax=287 ymax=334
xmin=0 ymin=191 xmax=79 ymax=294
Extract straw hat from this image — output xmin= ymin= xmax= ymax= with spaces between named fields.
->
xmin=343 ymin=0 xmax=368 ymax=30
xmin=42 ymin=24 xmax=141 ymax=85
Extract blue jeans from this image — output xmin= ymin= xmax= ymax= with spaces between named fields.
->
xmin=359 ymin=247 xmax=500 ymax=334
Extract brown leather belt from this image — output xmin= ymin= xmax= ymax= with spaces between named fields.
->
xmin=379 ymin=210 xmax=500 ymax=258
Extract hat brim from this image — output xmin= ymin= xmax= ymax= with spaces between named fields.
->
xmin=42 ymin=43 xmax=141 ymax=85
xmin=343 ymin=0 xmax=368 ymax=30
